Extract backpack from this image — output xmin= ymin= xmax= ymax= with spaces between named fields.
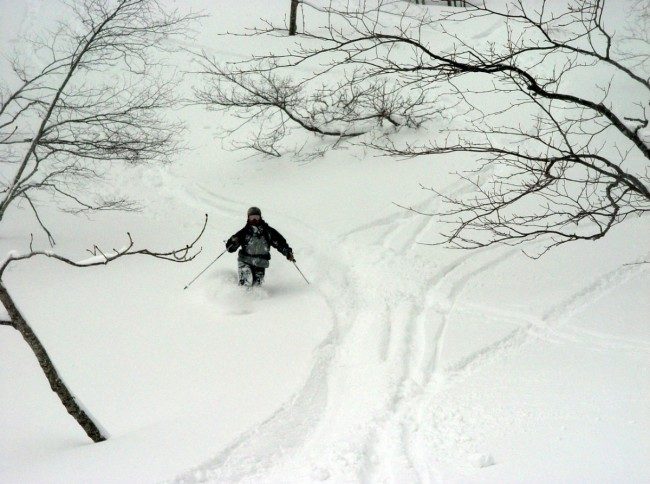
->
xmin=242 ymin=225 xmax=270 ymax=257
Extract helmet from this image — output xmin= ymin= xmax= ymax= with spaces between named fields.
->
xmin=247 ymin=206 xmax=262 ymax=217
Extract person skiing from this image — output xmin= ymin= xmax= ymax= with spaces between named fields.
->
xmin=225 ymin=207 xmax=295 ymax=286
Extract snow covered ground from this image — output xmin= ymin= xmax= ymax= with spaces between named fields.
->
xmin=1 ymin=0 xmax=649 ymax=483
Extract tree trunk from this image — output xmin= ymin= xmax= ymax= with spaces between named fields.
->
xmin=289 ymin=0 xmax=299 ymax=36
xmin=0 ymin=282 xmax=107 ymax=443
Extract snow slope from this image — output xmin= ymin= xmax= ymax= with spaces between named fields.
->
xmin=1 ymin=0 xmax=649 ymax=482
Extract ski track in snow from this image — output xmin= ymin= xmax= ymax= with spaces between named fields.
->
xmin=531 ymin=259 xmax=650 ymax=352
xmin=171 ymin=178 xmax=649 ymax=483
xmin=2 ymin=2 xmax=647 ymax=482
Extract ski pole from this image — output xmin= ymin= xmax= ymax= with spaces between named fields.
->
xmin=183 ymin=249 xmax=228 ymax=290
xmin=292 ymin=261 xmax=310 ymax=285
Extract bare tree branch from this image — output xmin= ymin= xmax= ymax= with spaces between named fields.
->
xmin=0 ymin=0 xmax=201 ymax=444
xmin=0 ymin=213 xmax=208 ymax=443
xmin=23 ymin=194 xmax=55 ymax=247
xmin=0 ymin=214 xmax=208 ymax=277
xmin=0 ymin=0 xmax=201 ymax=227
xmin=195 ymin=0 xmax=649 ymax=253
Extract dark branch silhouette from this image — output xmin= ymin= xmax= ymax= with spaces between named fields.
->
xmin=0 ymin=0 xmax=200 ymax=443
xmin=194 ymin=0 xmax=649 ymax=253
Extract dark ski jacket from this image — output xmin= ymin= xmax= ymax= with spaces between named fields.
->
xmin=226 ymin=221 xmax=292 ymax=268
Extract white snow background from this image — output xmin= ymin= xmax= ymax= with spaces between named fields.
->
xmin=1 ymin=0 xmax=649 ymax=482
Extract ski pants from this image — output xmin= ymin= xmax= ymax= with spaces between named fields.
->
xmin=238 ymin=261 xmax=265 ymax=286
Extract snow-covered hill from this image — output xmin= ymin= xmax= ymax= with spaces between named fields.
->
xmin=1 ymin=1 xmax=649 ymax=482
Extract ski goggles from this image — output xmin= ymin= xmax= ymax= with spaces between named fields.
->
xmin=248 ymin=214 xmax=261 ymax=221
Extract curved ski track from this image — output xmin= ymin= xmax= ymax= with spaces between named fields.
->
xmin=171 ymin=180 xmax=650 ymax=483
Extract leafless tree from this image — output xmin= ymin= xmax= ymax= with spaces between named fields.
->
xmin=194 ymin=0 xmax=649 ymax=254
xmin=0 ymin=0 xmax=199 ymax=238
xmin=0 ymin=0 xmax=201 ymax=442
xmin=289 ymin=0 xmax=300 ymax=36
xmin=192 ymin=59 xmax=433 ymax=158
xmin=0 ymin=218 xmax=207 ymax=442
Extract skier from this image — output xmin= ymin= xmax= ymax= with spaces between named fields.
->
xmin=225 ymin=207 xmax=295 ymax=286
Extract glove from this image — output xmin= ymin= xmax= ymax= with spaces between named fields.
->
xmin=286 ymin=250 xmax=295 ymax=262
xmin=226 ymin=238 xmax=238 ymax=253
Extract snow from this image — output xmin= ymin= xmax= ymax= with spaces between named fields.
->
xmin=1 ymin=0 xmax=649 ymax=483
